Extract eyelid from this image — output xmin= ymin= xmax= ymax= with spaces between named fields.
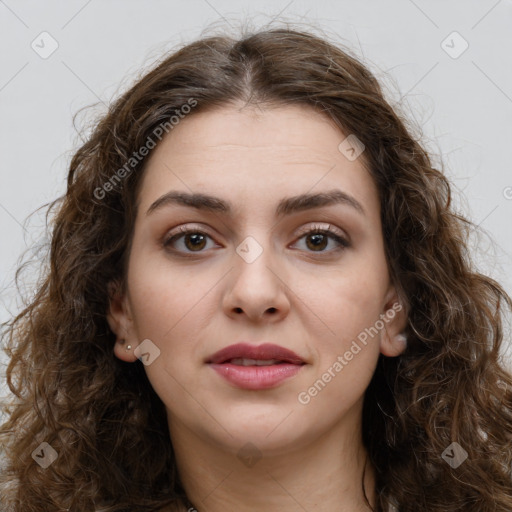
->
xmin=162 ymin=223 xmax=215 ymax=245
xmin=163 ymin=222 xmax=346 ymax=240
xmin=294 ymin=222 xmax=347 ymax=240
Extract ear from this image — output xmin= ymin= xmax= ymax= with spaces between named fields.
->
xmin=379 ymin=286 xmax=408 ymax=357
xmin=106 ymin=280 xmax=138 ymax=362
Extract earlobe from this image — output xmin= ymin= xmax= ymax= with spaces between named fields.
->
xmin=380 ymin=326 xmax=407 ymax=357
xmin=106 ymin=280 xmax=137 ymax=362
xmin=113 ymin=338 xmax=138 ymax=363
xmin=379 ymin=289 xmax=408 ymax=357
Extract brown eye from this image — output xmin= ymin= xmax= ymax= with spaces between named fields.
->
xmin=305 ymin=232 xmax=329 ymax=251
xmin=182 ymin=232 xmax=207 ymax=251
xmin=294 ymin=228 xmax=350 ymax=253
xmin=163 ymin=228 xmax=216 ymax=253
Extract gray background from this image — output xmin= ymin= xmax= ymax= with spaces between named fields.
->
xmin=1 ymin=0 xmax=512 ymax=421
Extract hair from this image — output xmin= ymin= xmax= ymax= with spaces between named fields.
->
xmin=1 ymin=23 xmax=511 ymax=512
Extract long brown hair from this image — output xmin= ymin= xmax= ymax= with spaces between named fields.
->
xmin=1 ymin=25 xmax=511 ymax=512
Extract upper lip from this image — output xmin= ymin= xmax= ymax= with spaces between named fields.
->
xmin=207 ymin=343 xmax=305 ymax=365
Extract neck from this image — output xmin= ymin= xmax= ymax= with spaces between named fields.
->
xmin=168 ymin=406 xmax=376 ymax=512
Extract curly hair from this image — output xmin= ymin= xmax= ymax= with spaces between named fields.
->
xmin=1 ymin=25 xmax=511 ymax=512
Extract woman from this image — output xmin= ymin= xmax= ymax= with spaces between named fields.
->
xmin=1 ymin=26 xmax=511 ymax=512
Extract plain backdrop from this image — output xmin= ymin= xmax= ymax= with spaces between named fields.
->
xmin=1 ymin=0 xmax=511 ymax=423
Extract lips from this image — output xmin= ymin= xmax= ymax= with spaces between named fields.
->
xmin=207 ymin=343 xmax=305 ymax=390
xmin=207 ymin=343 xmax=304 ymax=365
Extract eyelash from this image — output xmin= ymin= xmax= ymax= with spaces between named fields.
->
xmin=162 ymin=224 xmax=350 ymax=256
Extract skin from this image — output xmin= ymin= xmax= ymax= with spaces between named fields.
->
xmin=107 ymin=102 xmax=407 ymax=512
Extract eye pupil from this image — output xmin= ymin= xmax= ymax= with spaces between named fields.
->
xmin=306 ymin=233 xmax=328 ymax=251
xmin=185 ymin=233 xmax=207 ymax=251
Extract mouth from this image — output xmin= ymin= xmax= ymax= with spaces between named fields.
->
xmin=206 ymin=343 xmax=305 ymax=390
xmin=225 ymin=358 xmax=292 ymax=366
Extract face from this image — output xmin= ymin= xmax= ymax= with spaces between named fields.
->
xmin=108 ymin=103 xmax=406 ymax=457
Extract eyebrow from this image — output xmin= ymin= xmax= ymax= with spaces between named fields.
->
xmin=146 ymin=189 xmax=365 ymax=217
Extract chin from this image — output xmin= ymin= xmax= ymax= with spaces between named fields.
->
xmin=203 ymin=407 xmax=315 ymax=453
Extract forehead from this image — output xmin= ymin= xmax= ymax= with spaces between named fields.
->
xmin=136 ymin=103 xmax=379 ymax=221
xmin=168 ymin=103 xmax=339 ymax=146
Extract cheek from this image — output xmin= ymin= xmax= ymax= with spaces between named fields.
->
xmin=126 ymin=254 xmax=240 ymax=426
xmin=125 ymin=259 xmax=214 ymax=413
xmin=126 ymin=254 xmax=213 ymax=356
xmin=306 ymin=262 xmax=388 ymax=349
xmin=295 ymin=273 xmax=385 ymax=414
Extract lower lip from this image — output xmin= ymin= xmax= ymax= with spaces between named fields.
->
xmin=209 ymin=363 xmax=303 ymax=390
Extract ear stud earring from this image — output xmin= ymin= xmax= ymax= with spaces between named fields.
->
xmin=396 ymin=333 xmax=407 ymax=346
xmin=121 ymin=339 xmax=132 ymax=350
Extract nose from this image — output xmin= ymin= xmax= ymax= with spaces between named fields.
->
xmin=222 ymin=234 xmax=291 ymax=323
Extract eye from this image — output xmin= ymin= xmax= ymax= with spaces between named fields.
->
xmin=292 ymin=224 xmax=350 ymax=253
xmin=163 ymin=226 xmax=218 ymax=254
xmin=162 ymin=223 xmax=350 ymax=256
